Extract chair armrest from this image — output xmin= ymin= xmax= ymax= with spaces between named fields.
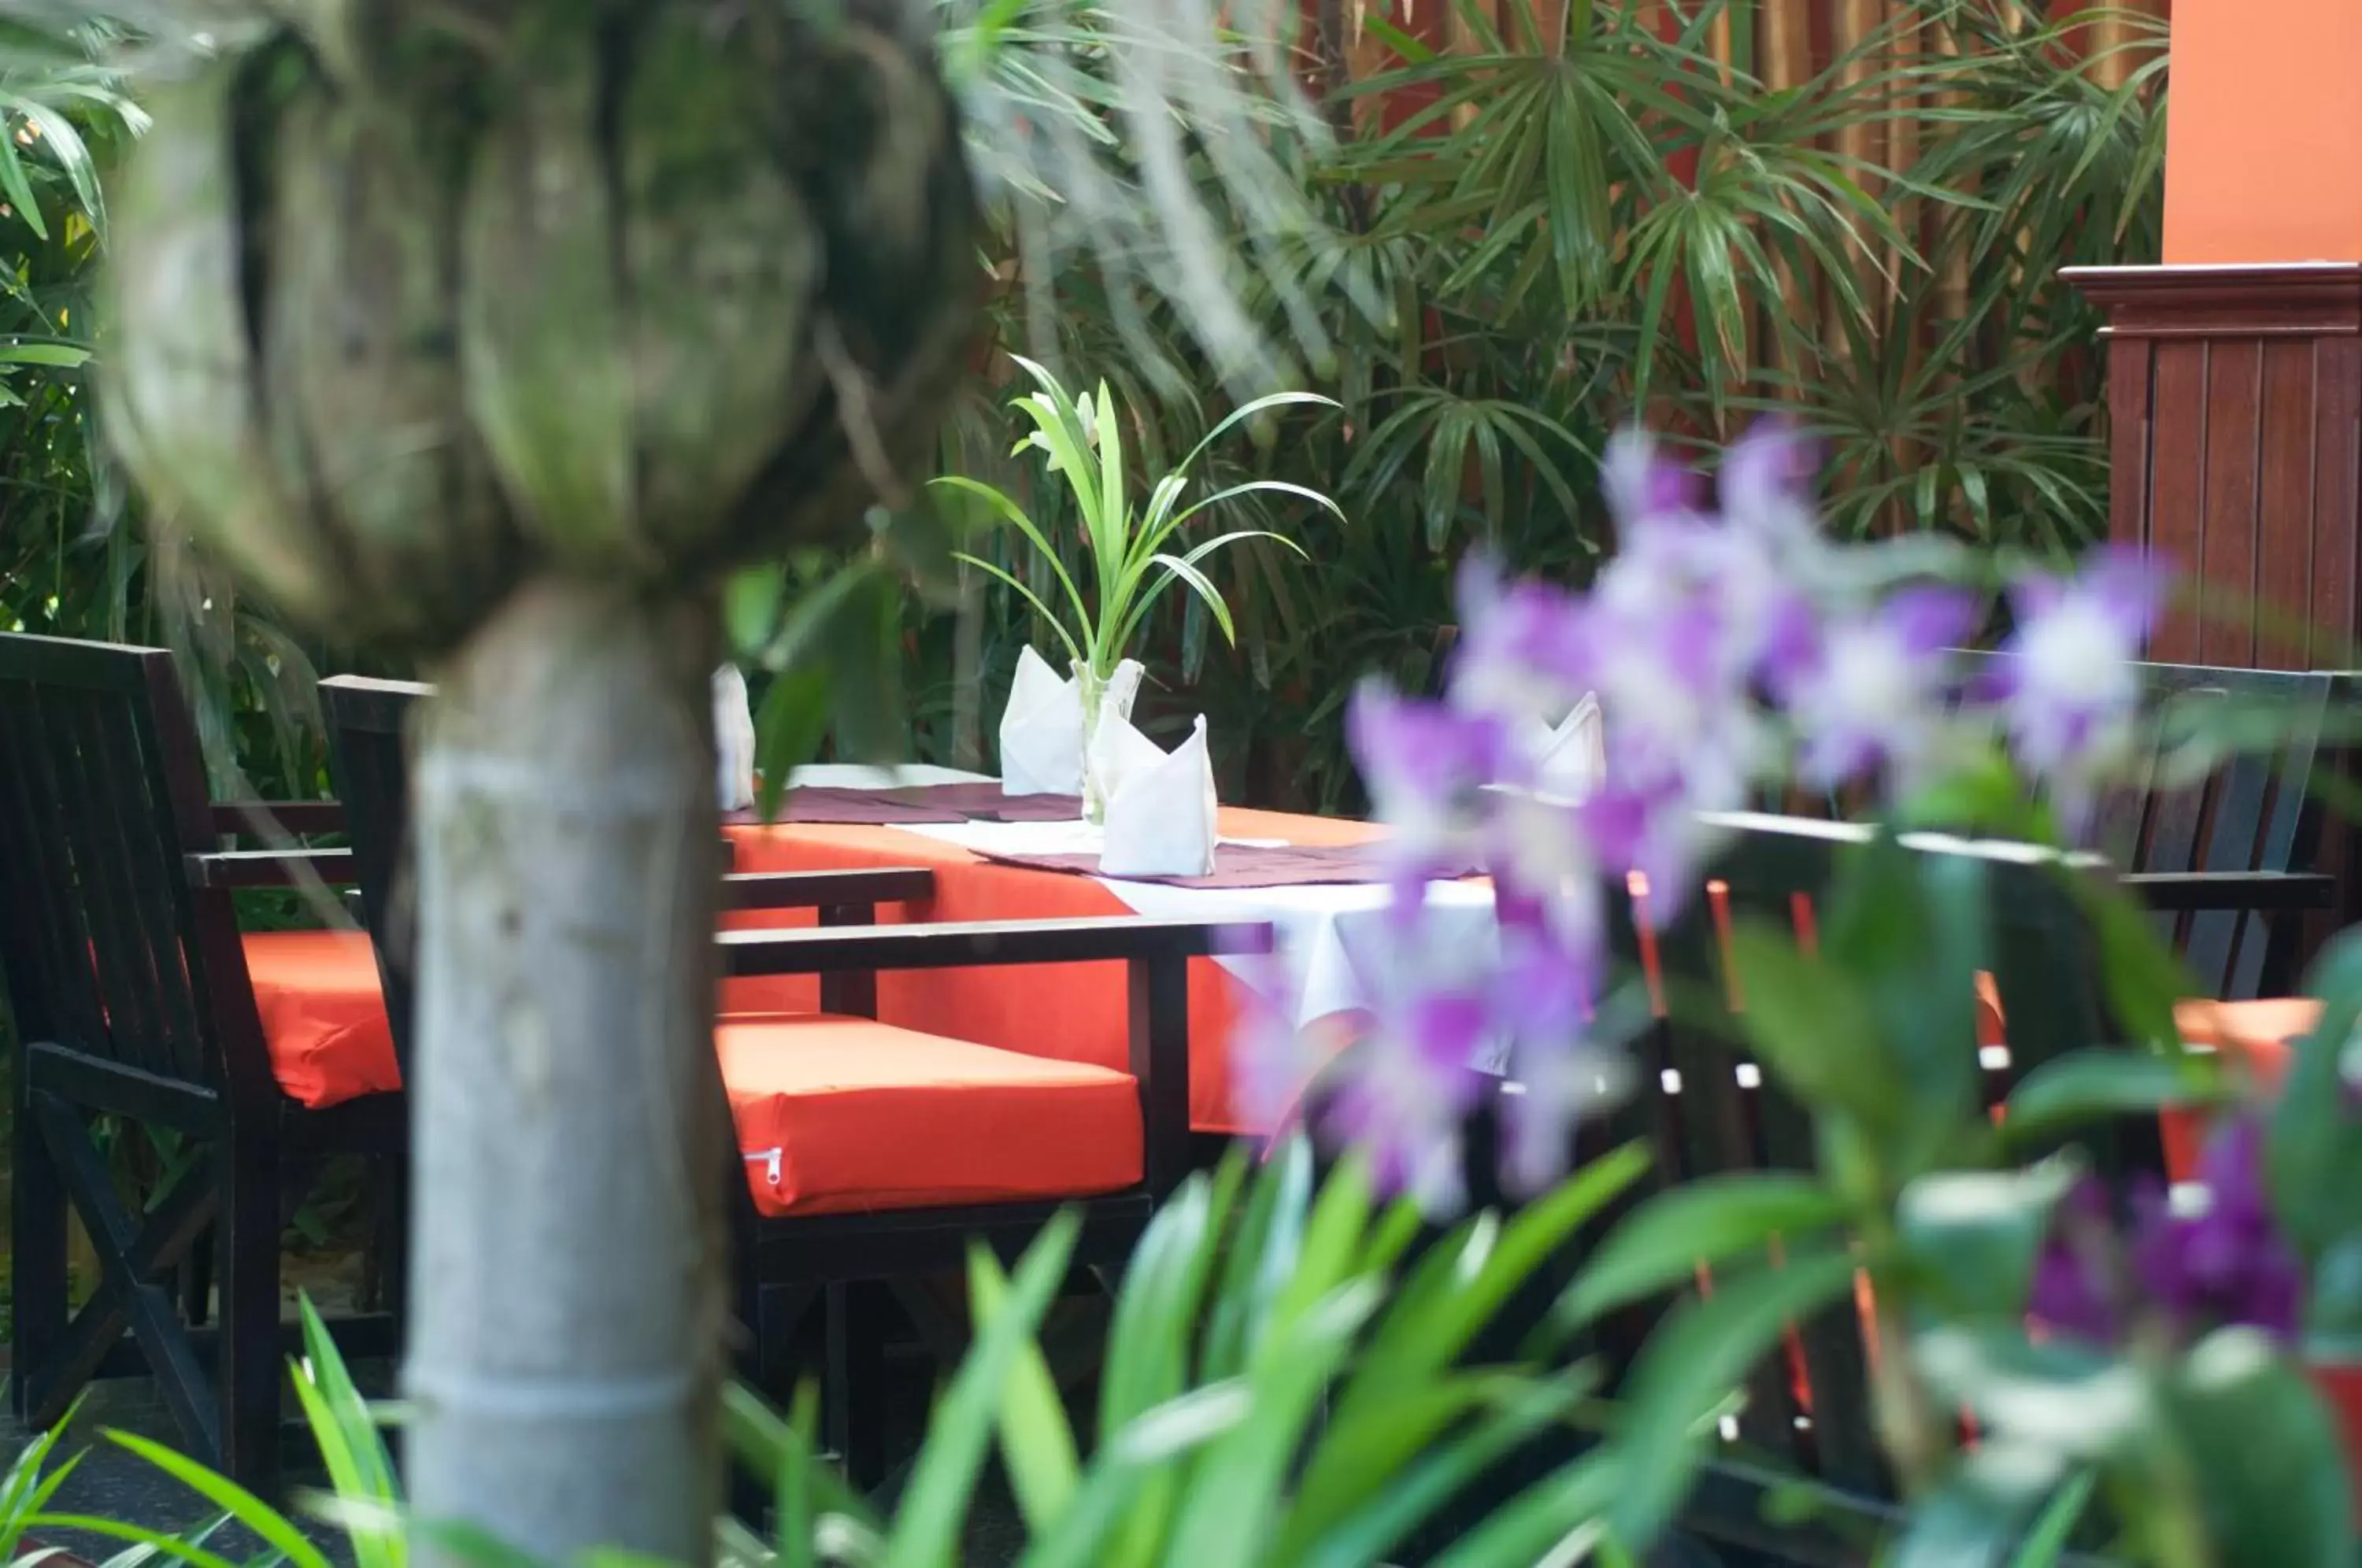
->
xmin=2123 ymin=871 xmax=2337 ymax=913
xmin=722 ymin=868 xmax=935 ymax=912
xmin=185 ymin=848 xmax=358 ymax=889
xmin=211 ymin=801 xmax=346 ymax=837
xmin=713 ymin=915 xmax=1272 ymax=976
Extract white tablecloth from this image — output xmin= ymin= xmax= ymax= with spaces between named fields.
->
xmin=900 ymin=818 xmax=1501 ymax=1058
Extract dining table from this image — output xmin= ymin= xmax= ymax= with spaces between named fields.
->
xmin=720 ymin=767 xmax=1500 ymax=1135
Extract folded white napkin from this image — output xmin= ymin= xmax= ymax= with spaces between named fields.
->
xmin=1001 ymin=647 xmax=1146 ymax=797
xmin=713 ymin=664 xmax=757 ymax=811
xmin=1097 ymin=713 xmax=1218 ymax=877
xmin=999 ymin=645 xmax=1082 ymax=795
xmin=1524 ymin=690 xmax=1605 ymax=801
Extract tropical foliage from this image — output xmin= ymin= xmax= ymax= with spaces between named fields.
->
xmin=24 ymin=1145 xmax=1661 ymax=1567
xmin=937 ymin=359 xmax=1337 ymax=682
xmin=0 ymin=2 xmax=2167 ymax=813
xmin=913 ymin=0 xmax=2166 ymax=808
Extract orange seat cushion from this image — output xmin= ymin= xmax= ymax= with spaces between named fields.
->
xmin=720 ymin=1015 xmax=1142 ymax=1218
xmin=2172 ymin=997 xmax=2313 ymax=1089
xmin=242 ymin=930 xmax=402 ymax=1110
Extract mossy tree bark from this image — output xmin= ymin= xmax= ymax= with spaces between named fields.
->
xmin=405 ymin=578 xmax=731 ymax=1562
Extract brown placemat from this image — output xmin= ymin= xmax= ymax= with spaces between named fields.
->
xmin=726 ymin=788 xmax=967 ymax=826
xmin=726 ymin=783 xmax=1084 ymax=827
xmin=976 ymin=841 xmax=1470 ymax=889
xmin=883 ymin=782 xmax=1083 ymax=823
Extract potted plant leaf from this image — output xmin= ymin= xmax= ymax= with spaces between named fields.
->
xmin=935 ymin=357 xmax=1339 ymax=820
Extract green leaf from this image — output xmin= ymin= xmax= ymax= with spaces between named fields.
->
xmin=288 ymin=1300 xmax=402 ymax=1568
xmin=1888 ymin=1449 xmax=2075 ymax=1568
xmin=1818 ymin=831 xmax=1987 ymax=1143
xmin=720 ymin=1382 xmax=876 ymax=1542
xmin=1424 ymin=1451 xmax=1620 ymax=1568
xmin=98 ymin=1431 xmax=330 ymax=1568
xmin=932 ymin=474 xmax=1092 ymax=638
xmin=1014 ymin=1384 xmax=1249 ymax=1568
xmin=2008 ymin=1470 xmax=2097 ymax=1568
xmin=1334 ymin=1141 xmax=1650 ymax=1432
xmin=723 ymin=565 xmax=787 ymax=658
xmin=1099 ymin=1161 xmax=1241 ymax=1433
xmin=2076 ymin=876 xmax=2195 ymax=1056
xmin=1725 ymin=919 xmax=1905 ymax=1136
xmin=974 ymin=1248 xmax=1081 ymax=1531
xmin=1138 ymin=553 xmax=1235 ymax=647
xmin=2164 ymin=1329 xmax=2356 ymax=1568
xmin=23 ymin=1518 xmax=241 ymax=1568
xmin=0 ymin=133 xmax=45 ymax=240
xmin=1999 ymin=1049 xmax=2224 ymax=1156
xmin=1172 ymin=391 xmax=1340 ymax=479
xmin=1548 ymin=1171 xmax=1849 ymax=1338
xmin=883 ymin=1213 xmax=1080 ymax=1568
xmin=753 ymin=664 xmax=833 ymax=822
xmin=1896 ymin=1161 xmax=2078 ymax=1320
xmin=1155 ymin=1277 xmax=1386 ymax=1568
xmin=2270 ymin=927 xmax=2362 ymax=1257
xmin=952 ymin=552 xmax=1087 ymax=671
xmin=1292 ymin=1375 xmax=1591 ymax=1568
xmin=1201 ymin=1137 xmax=1314 ymax=1382
xmin=0 ymin=340 xmax=87 ymax=367
xmin=1607 ymin=1248 xmax=1858 ymax=1548
xmin=2307 ymin=1236 xmax=2362 ymax=1359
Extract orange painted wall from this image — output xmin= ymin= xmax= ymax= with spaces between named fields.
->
xmin=2163 ymin=0 xmax=2362 ymax=263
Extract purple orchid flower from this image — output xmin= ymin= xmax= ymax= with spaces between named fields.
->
xmin=1348 ymin=679 xmax=1506 ymax=870
xmin=2029 ymin=1178 xmax=2126 ymax=1346
xmin=1449 ymin=556 xmax=1590 ymax=726
xmin=1777 ymin=585 xmax=1977 ymax=792
xmin=1987 ymin=546 xmax=2170 ymax=785
xmin=1320 ymin=985 xmax=1490 ymax=1214
xmin=1601 ymin=427 xmax=1709 ymax=527
xmin=1719 ymin=418 xmax=1823 ymax=549
xmin=2132 ymin=1115 xmax=2305 ymax=1344
xmin=2030 ymin=1118 xmax=2305 ymax=1349
xmin=1488 ymin=906 xmax=1627 ymax=1193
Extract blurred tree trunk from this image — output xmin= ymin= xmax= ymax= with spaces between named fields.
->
xmin=405 ymin=578 xmax=731 ymax=1562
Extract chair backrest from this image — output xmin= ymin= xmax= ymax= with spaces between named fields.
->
xmin=1959 ymin=656 xmax=2345 ymax=1002
xmin=0 ymin=632 xmax=263 ymax=1102
xmin=317 ymin=675 xmax=428 ymax=1049
xmin=1759 ymin=657 xmax=2345 ymax=1002
xmin=1590 ymin=812 xmax=2120 ymax=1521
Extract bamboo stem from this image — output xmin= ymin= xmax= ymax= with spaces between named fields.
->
xmin=404 ymin=576 xmax=729 ymax=1566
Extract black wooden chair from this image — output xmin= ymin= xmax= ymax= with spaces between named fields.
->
xmin=1607 ymin=814 xmax=2151 ymax=1562
xmin=0 ymin=632 xmax=402 ymax=1492
xmin=1847 ymin=656 xmax=2343 ymax=994
xmin=1391 ymin=813 xmax=2143 ymax=1567
xmin=317 ymin=673 xmax=1270 ymax=1485
xmin=2003 ymin=658 xmax=2345 ymax=1003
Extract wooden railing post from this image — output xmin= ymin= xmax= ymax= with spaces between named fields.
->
xmin=2062 ymin=264 xmax=2362 ymax=671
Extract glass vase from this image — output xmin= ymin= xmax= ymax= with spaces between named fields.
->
xmin=1076 ymin=656 xmax=1145 ymax=826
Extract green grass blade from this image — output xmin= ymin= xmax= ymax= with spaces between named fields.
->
xmin=100 ymin=1432 xmax=330 ymax=1568
xmin=881 ymin=1212 xmax=1081 ymax=1568
xmin=974 ymin=1249 xmax=1082 ymax=1531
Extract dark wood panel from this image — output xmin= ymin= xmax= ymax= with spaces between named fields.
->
xmin=2316 ymin=335 xmax=2362 ymax=663
xmin=2255 ymin=338 xmax=2319 ymax=670
xmin=2199 ymin=338 xmax=2261 ymax=667
xmin=2108 ymin=331 xmax=2154 ymax=553
xmin=2145 ymin=338 xmax=2210 ymax=663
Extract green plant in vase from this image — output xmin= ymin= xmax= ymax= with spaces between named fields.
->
xmin=936 ymin=357 xmax=1338 ymax=821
